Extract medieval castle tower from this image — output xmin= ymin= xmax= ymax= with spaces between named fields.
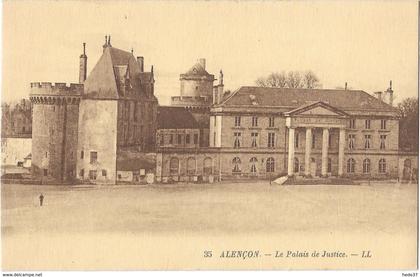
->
xmin=168 ymin=59 xmax=224 ymax=147
xmin=30 ymin=37 xmax=158 ymax=184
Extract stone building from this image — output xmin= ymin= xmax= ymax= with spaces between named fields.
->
xmin=157 ymin=82 xmax=411 ymax=181
xmin=209 ymin=86 xmax=402 ymax=179
xmin=30 ymin=37 xmax=158 ymax=184
xmin=77 ymin=36 xmax=158 ymax=184
xmin=1 ymin=99 xmax=32 ymax=138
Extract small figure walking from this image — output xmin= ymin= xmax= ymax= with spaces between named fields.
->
xmin=39 ymin=194 xmax=44 ymax=207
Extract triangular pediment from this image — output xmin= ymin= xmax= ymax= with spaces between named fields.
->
xmin=284 ymin=101 xmax=349 ymax=117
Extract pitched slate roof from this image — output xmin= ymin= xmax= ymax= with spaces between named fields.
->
xmin=83 ymin=46 xmax=146 ymax=99
xmin=157 ymin=106 xmax=199 ymax=129
xmin=220 ymin=86 xmax=396 ymax=112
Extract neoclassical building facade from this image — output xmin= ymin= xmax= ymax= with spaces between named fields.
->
xmin=157 ymin=82 xmax=410 ymax=181
xmin=209 ymin=86 xmax=399 ymax=179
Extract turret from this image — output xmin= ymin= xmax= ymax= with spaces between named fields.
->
xmin=79 ymin=43 xmax=87 ymax=83
xmin=137 ymin=56 xmax=144 ymax=72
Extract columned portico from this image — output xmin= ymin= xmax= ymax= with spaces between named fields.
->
xmin=321 ymin=128 xmax=329 ymax=176
xmin=304 ymin=128 xmax=312 ymax=176
xmin=287 ymin=127 xmax=295 ymax=176
xmin=284 ymin=101 xmax=349 ymax=178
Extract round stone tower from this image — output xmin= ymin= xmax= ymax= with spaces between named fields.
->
xmin=29 ymin=82 xmax=83 ymax=183
xmin=171 ymin=58 xmax=215 ymax=108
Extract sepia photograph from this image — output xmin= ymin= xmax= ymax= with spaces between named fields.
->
xmin=1 ymin=0 xmax=419 ymax=273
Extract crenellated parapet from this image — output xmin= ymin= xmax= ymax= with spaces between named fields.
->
xmin=30 ymin=82 xmax=83 ymax=95
xmin=29 ymin=82 xmax=83 ymax=105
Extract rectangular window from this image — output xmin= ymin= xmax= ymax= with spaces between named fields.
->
xmin=269 ymin=117 xmax=275 ymax=127
xmin=364 ymin=135 xmax=371 ymax=149
xmin=80 ymin=169 xmax=84 ymax=178
xmin=268 ymin=133 xmax=275 ymax=148
xmin=381 ymin=119 xmax=387 ymax=130
xmin=349 ymin=119 xmax=356 ymax=129
xmin=312 ymin=134 xmax=316 ymax=149
xmin=169 ymin=134 xmax=173 ymax=144
xmin=90 ymin=151 xmax=98 ymax=164
xmin=177 ymin=134 xmax=182 ymax=144
xmin=380 ymin=135 xmax=386 ymax=149
xmin=234 ymin=116 xmax=241 ymax=127
xmin=160 ymin=135 xmax=164 ymax=145
xmin=252 ymin=116 xmax=258 ymax=127
xmin=45 ymin=152 xmax=48 ymax=158
xmin=295 ymin=133 xmax=299 ymax=148
xmin=234 ymin=132 xmax=241 ymax=148
xmin=102 ymin=170 xmax=107 ymax=177
xmin=213 ymin=132 xmax=216 ymax=146
xmin=348 ymin=134 xmax=355 ymax=149
xmin=186 ymin=134 xmax=190 ymax=144
xmin=89 ymin=170 xmax=97 ymax=180
xmin=194 ymin=134 xmax=198 ymax=144
xmin=365 ymin=119 xmax=371 ymax=129
xmin=251 ymin=132 xmax=258 ymax=148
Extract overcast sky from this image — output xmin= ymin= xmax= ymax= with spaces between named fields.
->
xmin=3 ymin=1 xmax=418 ymax=105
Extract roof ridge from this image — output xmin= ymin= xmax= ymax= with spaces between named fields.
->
xmin=241 ymin=85 xmax=363 ymax=92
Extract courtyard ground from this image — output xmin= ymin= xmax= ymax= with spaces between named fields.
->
xmin=1 ymin=181 xmax=418 ymax=270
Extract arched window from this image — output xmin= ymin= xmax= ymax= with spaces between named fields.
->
xmin=379 ymin=158 xmax=386 ymax=173
xmin=266 ymin=157 xmax=275 ymax=173
xmin=203 ymin=157 xmax=212 ymax=176
xmin=169 ymin=157 xmax=179 ymax=176
xmin=187 ymin=157 xmax=196 ymax=175
xmin=363 ymin=158 xmax=371 ymax=174
xmin=294 ymin=158 xmax=300 ymax=173
xmin=327 ymin=158 xmax=332 ymax=173
xmin=347 ymin=158 xmax=355 ymax=173
xmin=250 ymin=157 xmax=258 ymax=174
xmin=232 ymin=157 xmax=241 ymax=173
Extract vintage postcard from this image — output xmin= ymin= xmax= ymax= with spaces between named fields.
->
xmin=1 ymin=0 xmax=418 ymax=273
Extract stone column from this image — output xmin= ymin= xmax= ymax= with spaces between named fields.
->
xmin=287 ymin=127 xmax=295 ymax=176
xmin=304 ymin=128 xmax=312 ymax=176
xmin=338 ymin=128 xmax=345 ymax=176
xmin=321 ymin=128 xmax=329 ymax=177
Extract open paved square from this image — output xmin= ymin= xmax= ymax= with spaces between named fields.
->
xmin=2 ymin=181 xmax=417 ymax=270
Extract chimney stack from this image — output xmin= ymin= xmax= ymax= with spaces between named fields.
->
xmin=387 ymin=80 xmax=393 ymax=106
xmin=345 ymin=82 xmax=347 ymax=90
xmin=197 ymin=58 xmax=206 ymax=69
xmin=79 ymin=42 xmax=87 ymax=83
xmin=137 ymin=56 xmax=144 ymax=72
xmin=212 ymin=86 xmax=218 ymax=105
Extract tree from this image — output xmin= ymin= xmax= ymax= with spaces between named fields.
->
xmin=302 ymin=70 xmax=321 ymax=89
xmin=256 ymin=70 xmax=321 ymax=89
xmin=397 ymin=97 xmax=418 ymax=151
xmin=286 ymin=71 xmax=303 ymax=88
xmin=256 ymin=72 xmax=287 ymax=88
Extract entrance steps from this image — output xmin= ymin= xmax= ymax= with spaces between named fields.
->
xmin=283 ymin=176 xmax=355 ymax=186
